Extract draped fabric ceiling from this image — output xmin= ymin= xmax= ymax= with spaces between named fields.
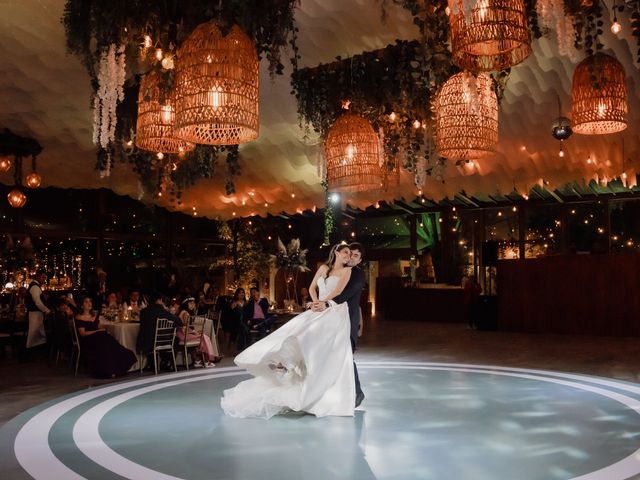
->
xmin=1 ymin=0 xmax=639 ymax=219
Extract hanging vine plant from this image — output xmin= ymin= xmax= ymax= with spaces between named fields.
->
xmin=292 ymin=37 xmax=455 ymax=179
xmin=62 ymin=0 xmax=300 ymax=193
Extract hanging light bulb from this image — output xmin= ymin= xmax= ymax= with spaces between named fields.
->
xmin=208 ymin=84 xmax=226 ymax=110
xmin=559 ymin=142 xmax=565 ymax=158
xmin=160 ymin=104 xmax=173 ymax=124
xmin=611 ymin=3 xmax=622 ymax=35
xmin=611 ymin=19 xmax=622 ymax=34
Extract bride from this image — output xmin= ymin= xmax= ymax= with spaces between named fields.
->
xmin=221 ymin=244 xmax=355 ymax=419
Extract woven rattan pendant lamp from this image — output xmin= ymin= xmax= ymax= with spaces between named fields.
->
xmin=324 ymin=105 xmax=382 ymax=193
xmin=435 ymin=71 xmax=498 ymax=160
xmin=572 ymin=52 xmax=627 ymax=135
xmin=136 ymin=71 xmax=195 ymax=154
xmin=174 ymin=22 xmax=259 ymax=145
xmin=448 ymin=0 xmax=531 ymax=72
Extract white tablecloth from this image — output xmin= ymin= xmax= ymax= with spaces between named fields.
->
xmin=102 ymin=321 xmax=142 ymax=370
xmin=102 ymin=317 xmax=217 ymax=370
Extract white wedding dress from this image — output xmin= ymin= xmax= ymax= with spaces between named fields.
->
xmin=221 ymin=275 xmax=355 ymax=418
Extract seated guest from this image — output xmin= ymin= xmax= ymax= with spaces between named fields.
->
xmin=51 ymin=297 xmax=74 ymax=360
xmin=168 ymin=297 xmax=181 ymax=315
xmin=242 ymin=287 xmax=274 ymax=340
xmin=124 ymin=290 xmax=146 ymax=318
xmin=105 ymin=292 xmax=119 ymax=309
xmin=103 ymin=292 xmax=120 ymax=319
xmin=137 ymin=292 xmax=182 ymax=368
xmin=177 ymin=297 xmax=216 ymax=368
xmin=75 ymin=297 xmax=136 ymax=378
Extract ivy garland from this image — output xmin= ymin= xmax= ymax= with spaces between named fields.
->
xmin=321 ymin=180 xmax=335 ymax=245
xmin=62 ymin=0 xmax=300 ymax=198
xmin=293 ymin=0 xmax=630 ymax=185
xmin=292 ymin=38 xmax=454 ymax=176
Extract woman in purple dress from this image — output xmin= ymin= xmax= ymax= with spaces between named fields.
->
xmin=75 ymin=297 xmax=136 ymax=378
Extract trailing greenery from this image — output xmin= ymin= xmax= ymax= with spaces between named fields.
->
xmin=322 ymin=180 xmax=335 ymax=245
xmin=292 ymin=38 xmax=455 ymax=175
xmin=214 ymin=219 xmax=270 ymax=292
xmin=63 ymin=0 xmax=299 ymax=197
xmin=63 ymin=0 xmax=300 ymax=81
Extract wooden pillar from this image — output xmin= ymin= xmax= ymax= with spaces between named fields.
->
xmin=559 ymin=204 xmax=570 ymax=254
xmin=440 ymin=209 xmax=453 ymax=284
xmin=604 ymin=198 xmax=611 ymax=253
xmin=409 ymin=214 xmax=417 ymax=254
xmin=165 ymin=210 xmax=173 ymax=271
xmin=518 ymin=204 xmax=526 ymax=260
xmin=96 ymin=189 xmax=106 ymax=266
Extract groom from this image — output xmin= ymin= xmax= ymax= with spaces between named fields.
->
xmin=313 ymin=242 xmax=366 ymax=407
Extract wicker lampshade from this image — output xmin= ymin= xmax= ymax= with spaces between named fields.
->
xmin=449 ymin=0 xmax=531 ymax=72
xmin=136 ymin=71 xmax=195 ymax=154
xmin=324 ymin=113 xmax=382 ymax=193
xmin=435 ymin=72 xmax=498 ymax=160
xmin=7 ymin=188 xmax=26 ymax=208
xmin=174 ymin=23 xmax=259 ymax=145
xmin=572 ymin=53 xmax=627 ymax=135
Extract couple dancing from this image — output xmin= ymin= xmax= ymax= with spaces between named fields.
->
xmin=221 ymin=242 xmax=365 ymax=419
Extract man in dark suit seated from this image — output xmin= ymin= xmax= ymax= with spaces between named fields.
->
xmin=242 ymin=287 xmax=273 ymax=341
xmin=137 ymin=292 xmax=182 ymax=370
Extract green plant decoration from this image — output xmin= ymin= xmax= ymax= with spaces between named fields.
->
xmin=62 ymin=0 xmax=300 ymax=193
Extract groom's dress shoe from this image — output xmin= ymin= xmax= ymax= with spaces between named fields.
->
xmin=355 ymin=392 xmax=365 ymax=408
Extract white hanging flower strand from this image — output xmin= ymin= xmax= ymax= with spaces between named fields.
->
xmin=448 ymin=0 xmax=477 ymax=24
xmin=536 ymin=0 xmax=580 ymax=62
xmin=93 ymin=43 xmax=126 ymax=177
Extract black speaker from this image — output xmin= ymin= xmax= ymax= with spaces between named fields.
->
xmin=482 ymin=240 xmax=499 ymax=266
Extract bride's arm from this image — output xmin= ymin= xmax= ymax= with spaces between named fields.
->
xmin=322 ymin=268 xmax=352 ymax=302
xmin=308 ymin=265 xmax=328 ymax=303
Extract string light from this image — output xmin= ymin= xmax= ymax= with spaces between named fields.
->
xmin=611 ymin=2 xmax=622 ymax=35
xmin=611 ymin=20 xmax=622 ymax=34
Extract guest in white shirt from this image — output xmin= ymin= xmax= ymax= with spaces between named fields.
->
xmin=26 ymin=271 xmax=51 ymax=349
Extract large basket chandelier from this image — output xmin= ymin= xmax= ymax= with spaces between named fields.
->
xmin=572 ymin=52 xmax=627 ymax=135
xmin=449 ymin=0 xmax=531 ymax=72
xmin=136 ymin=71 xmax=195 ymax=154
xmin=174 ymin=23 xmax=259 ymax=145
xmin=324 ymin=111 xmax=382 ymax=193
xmin=435 ymin=72 xmax=498 ymax=160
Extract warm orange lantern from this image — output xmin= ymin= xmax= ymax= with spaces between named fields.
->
xmin=26 ymin=172 xmax=42 ymax=189
xmin=7 ymin=189 xmax=27 ymax=208
xmin=0 ymin=156 xmax=11 ymax=172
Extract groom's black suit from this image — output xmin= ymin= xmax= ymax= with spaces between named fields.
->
xmin=332 ymin=266 xmax=365 ymax=398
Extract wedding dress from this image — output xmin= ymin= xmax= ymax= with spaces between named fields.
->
xmin=221 ymin=275 xmax=355 ymax=418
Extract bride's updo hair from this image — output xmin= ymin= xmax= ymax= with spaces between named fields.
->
xmin=324 ymin=243 xmax=350 ymax=278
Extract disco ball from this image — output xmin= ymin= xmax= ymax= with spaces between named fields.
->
xmin=551 ymin=117 xmax=573 ymax=141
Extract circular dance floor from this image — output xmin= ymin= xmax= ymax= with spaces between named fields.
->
xmin=2 ymin=362 xmax=640 ymax=480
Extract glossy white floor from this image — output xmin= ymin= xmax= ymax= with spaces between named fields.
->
xmin=2 ymin=319 xmax=640 ymax=480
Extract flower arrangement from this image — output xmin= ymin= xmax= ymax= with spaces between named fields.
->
xmin=93 ymin=44 xmax=126 ymax=177
xmin=270 ymin=238 xmax=310 ymax=305
xmin=63 ymin=0 xmax=300 ymax=188
xmin=270 ymin=238 xmax=310 ymax=273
